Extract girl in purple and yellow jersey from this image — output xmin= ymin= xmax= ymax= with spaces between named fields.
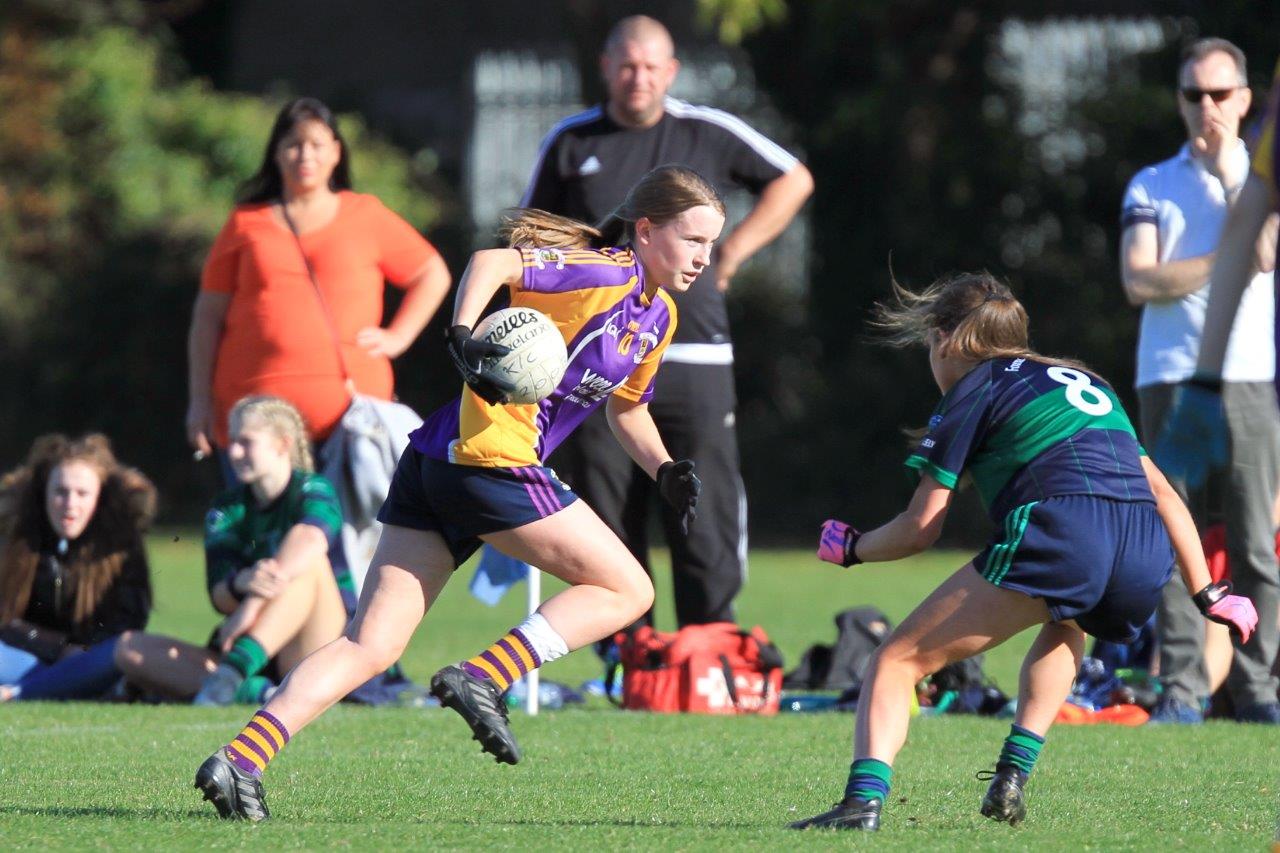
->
xmin=194 ymin=165 xmax=727 ymax=821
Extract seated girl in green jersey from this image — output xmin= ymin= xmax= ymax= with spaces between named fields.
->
xmin=790 ymin=273 xmax=1259 ymax=833
xmin=116 ymin=396 xmax=348 ymax=705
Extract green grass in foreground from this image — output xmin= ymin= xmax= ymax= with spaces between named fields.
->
xmin=0 ymin=534 xmax=1277 ymax=850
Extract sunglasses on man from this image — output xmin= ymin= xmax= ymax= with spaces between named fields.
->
xmin=1179 ymin=87 xmax=1239 ymax=104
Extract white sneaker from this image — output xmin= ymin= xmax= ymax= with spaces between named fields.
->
xmin=193 ymin=664 xmax=244 ymax=706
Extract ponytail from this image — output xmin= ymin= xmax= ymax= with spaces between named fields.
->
xmin=498 ymin=209 xmax=602 ymax=249
xmin=873 ymin=271 xmax=1089 ymax=370
xmin=498 ymin=165 xmax=724 ymax=250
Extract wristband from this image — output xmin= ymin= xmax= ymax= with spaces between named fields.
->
xmin=844 ymin=528 xmax=864 ymax=566
xmin=1192 ymin=580 xmax=1230 ymax=615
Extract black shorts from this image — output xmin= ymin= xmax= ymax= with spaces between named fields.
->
xmin=975 ymin=495 xmax=1174 ymax=643
xmin=376 ymin=446 xmax=578 ymax=567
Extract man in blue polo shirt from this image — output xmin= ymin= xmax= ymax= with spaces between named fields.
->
xmin=1120 ymin=37 xmax=1280 ymax=724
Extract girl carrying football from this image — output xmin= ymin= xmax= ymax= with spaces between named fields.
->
xmin=791 ymin=272 xmax=1259 ymax=832
xmin=194 ymin=165 xmax=723 ymax=821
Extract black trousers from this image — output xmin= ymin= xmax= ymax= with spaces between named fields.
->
xmin=547 ymin=362 xmax=746 ymax=627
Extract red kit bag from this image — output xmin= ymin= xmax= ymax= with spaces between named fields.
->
xmin=608 ymin=622 xmax=785 ymax=715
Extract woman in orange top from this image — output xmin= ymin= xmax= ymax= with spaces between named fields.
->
xmin=186 ymin=98 xmax=451 ymax=461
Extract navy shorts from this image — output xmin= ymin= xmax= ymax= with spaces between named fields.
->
xmin=376 ymin=447 xmax=578 ymax=567
xmin=975 ymin=495 xmax=1174 ymax=643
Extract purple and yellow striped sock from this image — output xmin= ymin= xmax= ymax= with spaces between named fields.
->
xmin=461 ymin=627 xmax=542 ymax=691
xmin=224 ymin=709 xmax=290 ymax=777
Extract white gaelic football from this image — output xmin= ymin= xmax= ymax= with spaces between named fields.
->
xmin=473 ymin=306 xmax=569 ymax=404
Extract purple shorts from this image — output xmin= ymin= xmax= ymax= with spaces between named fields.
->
xmin=377 ymin=446 xmax=577 ymax=567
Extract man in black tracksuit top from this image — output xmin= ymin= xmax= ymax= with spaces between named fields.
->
xmin=521 ymin=15 xmax=813 ymax=626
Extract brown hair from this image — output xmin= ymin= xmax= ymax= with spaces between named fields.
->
xmin=237 ymin=97 xmax=352 ymax=204
xmin=498 ymin=165 xmax=725 ymax=249
xmin=873 ymin=271 xmax=1088 ymax=369
xmin=0 ymin=434 xmax=156 ymax=625
xmin=228 ymin=395 xmax=315 ymax=472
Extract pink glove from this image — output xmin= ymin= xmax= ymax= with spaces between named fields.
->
xmin=1194 ymin=581 xmax=1258 ymax=644
xmin=818 ymin=519 xmax=862 ymax=567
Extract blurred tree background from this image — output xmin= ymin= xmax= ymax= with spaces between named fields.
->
xmin=734 ymin=0 xmax=1280 ymax=540
xmin=0 ymin=0 xmax=443 ymax=512
xmin=1 ymin=0 xmax=1278 ymax=541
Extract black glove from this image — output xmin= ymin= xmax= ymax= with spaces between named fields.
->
xmin=446 ymin=325 xmax=516 ymax=405
xmin=657 ymin=459 xmax=700 ymax=534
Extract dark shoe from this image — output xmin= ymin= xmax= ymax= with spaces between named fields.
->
xmin=1235 ymin=701 xmax=1280 ymax=724
xmin=1146 ymin=696 xmax=1203 ymax=724
xmin=430 ymin=665 xmax=520 ymax=765
xmin=194 ymin=750 xmax=269 ymax=821
xmin=788 ymin=796 xmax=881 ymax=831
xmin=978 ymin=764 xmax=1028 ymax=825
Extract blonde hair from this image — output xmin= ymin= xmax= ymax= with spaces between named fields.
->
xmin=498 ymin=209 xmax=602 ymax=249
xmin=498 ymin=165 xmax=725 ymax=249
xmin=228 ymin=395 xmax=314 ymax=472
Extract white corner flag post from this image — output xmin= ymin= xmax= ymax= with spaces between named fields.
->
xmin=525 ymin=563 xmax=541 ymax=716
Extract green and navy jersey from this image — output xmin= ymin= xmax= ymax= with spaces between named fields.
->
xmin=905 ymin=357 xmax=1153 ymax=523
xmin=203 ymin=470 xmax=351 ymax=597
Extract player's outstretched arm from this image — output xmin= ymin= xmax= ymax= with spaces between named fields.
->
xmin=604 ymin=396 xmax=668 ymax=478
xmin=1142 ymin=455 xmax=1257 ymax=642
xmin=1141 ymin=456 xmax=1210 ymax=592
xmin=451 ymin=249 xmax=523 ymax=328
xmin=1195 ymin=173 xmax=1277 ymax=377
xmin=819 ymin=475 xmax=952 ymax=566
xmin=607 ymin=396 xmax=700 ymax=533
xmin=446 ymin=249 xmax=522 ymax=404
xmin=1154 ymin=176 xmax=1276 ymax=488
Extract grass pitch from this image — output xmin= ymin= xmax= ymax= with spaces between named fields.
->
xmin=1 ymin=534 xmax=1276 ymax=849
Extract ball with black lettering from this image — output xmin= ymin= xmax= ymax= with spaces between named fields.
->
xmin=473 ymin=307 xmax=569 ymax=404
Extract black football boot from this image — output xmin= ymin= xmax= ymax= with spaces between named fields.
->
xmin=978 ymin=763 xmax=1028 ymax=825
xmin=194 ymin=750 xmax=270 ymax=821
xmin=788 ymin=796 xmax=882 ymax=831
xmin=430 ymin=664 xmax=521 ymax=765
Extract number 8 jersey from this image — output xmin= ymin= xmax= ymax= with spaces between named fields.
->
xmin=906 ymin=357 xmax=1153 ymax=523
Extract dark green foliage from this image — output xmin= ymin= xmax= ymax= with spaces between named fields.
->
xmin=735 ymin=2 xmax=1280 ymax=542
xmin=0 ymin=5 xmax=440 ymax=516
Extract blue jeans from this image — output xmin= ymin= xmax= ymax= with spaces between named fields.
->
xmin=0 ymin=636 xmax=122 ymax=700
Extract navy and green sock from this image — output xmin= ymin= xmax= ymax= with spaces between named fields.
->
xmin=223 ymin=636 xmax=269 ymax=680
xmin=997 ymin=724 xmax=1045 ymax=774
xmin=235 ymin=675 xmax=274 ymax=704
xmin=844 ymin=758 xmax=892 ymax=804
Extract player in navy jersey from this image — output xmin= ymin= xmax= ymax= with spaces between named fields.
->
xmin=790 ymin=272 xmax=1259 ymax=832
xmin=193 ymin=166 xmax=726 ymax=821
